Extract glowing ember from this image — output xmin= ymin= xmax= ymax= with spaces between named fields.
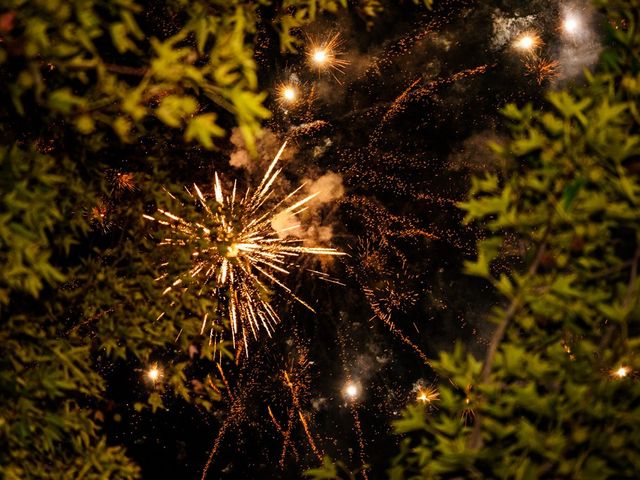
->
xmin=312 ymin=49 xmax=327 ymax=65
xmin=278 ymin=84 xmax=298 ymax=104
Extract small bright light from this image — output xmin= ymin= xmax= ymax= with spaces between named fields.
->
xmin=344 ymin=382 xmax=359 ymax=399
xmin=416 ymin=385 xmax=439 ymax=403
xmin=514 ymin=33 xmax=539 ymax=52
xmin=147 ymin=365 xmax=161 ymax=382
xmin=563 ymin=16 xmax=580 ymax=35
xmin=312 ymin=49 xmax=327 ymax=65
xmin=613 ymin=366 xmax=630 ymax=378
xmin=282 ymin=87 xmax=296 ymax=101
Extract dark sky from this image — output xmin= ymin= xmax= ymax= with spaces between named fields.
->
xmin=104 ymin=1 xmax=602 ymax=477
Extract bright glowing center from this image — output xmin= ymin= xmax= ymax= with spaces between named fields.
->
xmin=345 ymin=383 xmax=358 ymax=398
xmin=313 ymin=49 xmax=327 ymax=64
xmin=225 ymin=243 xmax=239 ymax=258
xmin=615 ymin=366 xmax=629 ymax=378
xmin=563 ymin=16 xmax=580 ymax=34
xmin=148 ymin=367 xmax=160 ymax=381
xmin=516 ymin=35 xmax=535 ymax=50
xmin=282 ymin=87 xmax=296 ymax=101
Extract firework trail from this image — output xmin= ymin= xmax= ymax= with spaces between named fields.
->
xmin=267 ymin=405 xmax=301 ymax=467
xmin=344 ymin=196 xmax=439 ymax=242
xmin=377 ymin=64 xmax=492 ymax=131
xmin=358 ymin=18 xmax=443 ymax=82
xmin=336 ymin=324 xmax=370 ymax=479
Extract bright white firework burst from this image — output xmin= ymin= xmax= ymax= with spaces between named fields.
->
xmin=144 ymin=142 xmax=345 ymax=354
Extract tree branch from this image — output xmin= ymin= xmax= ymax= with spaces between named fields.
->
xmin=467 ymin=232 xmax=548 ymax=449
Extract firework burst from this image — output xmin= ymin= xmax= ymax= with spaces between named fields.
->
xmin=277 ymin=82 xmax=300 ymax=107
xmin=513 ymin=31 xmax=542 ymax=54
xmin=306 ymin=33 xmax=349 ymax=79
xmin=144 ymin=142 xmax=345 ymax=354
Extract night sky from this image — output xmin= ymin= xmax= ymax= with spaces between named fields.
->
xmin=102 ymin=1 xmax=603 ymax=477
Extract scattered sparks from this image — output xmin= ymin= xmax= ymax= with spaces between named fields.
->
xmin=145 ymin=142 xmax=345 ymax=355
xmin=525 ymin=57 xmax=560 ymax=84
xmin=306 ymin=33 xmax=349 ymax=78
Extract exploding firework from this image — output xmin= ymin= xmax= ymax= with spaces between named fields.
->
xmin=416 ymin=385 xmax=439 ymax=404
xmin=144 ymin=142 xmax=345 ymax=354
xmin=306 ymin=33 xmax=349 ymax=79
xmin=277 ymin=82 xmax=299 ymax=107
xmin=611 ymin=365 xmax=631 ymax=379
xmin=525 ymin=57 xmax=560 ymax=84
xmin=146 ymin=364 xmax=162 ymax=383
xmin=513 ymin=31 xmax=542 ymax=54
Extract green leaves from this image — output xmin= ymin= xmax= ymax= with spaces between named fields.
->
xmin=463 ymin=237 xmax=502 ymax=278
xmin=184 ymin=113 xmax=225 ymax=149
xmin=0 ymin=146 xmax=67 ymax=302
xmin=390 ymin=2 xmax=640 ymax=478
xmin=156 ymin=95 xmax=198 ymax=128
xmin=47 ymin=88 xmax=86 ymax=114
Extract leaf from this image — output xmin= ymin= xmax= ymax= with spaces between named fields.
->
xmin=48 ymin=88 xmax=86 ymax=113
xmin=463 ymin=237 xmax=503 ymax=279
xmin=184 ymin=113 xmax=225 ymax=149
xmin=156 ymin=95 xmax=198 ymax=128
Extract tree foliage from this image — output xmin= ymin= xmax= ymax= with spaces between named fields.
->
xmin=0 ymin=0 xmax=431 ymax=477
xmin=387 ymin=0 xmax=640 ymax=478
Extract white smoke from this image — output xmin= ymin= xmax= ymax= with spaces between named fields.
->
xmin=491 ymin=11 xmax=537 ymax=50
xmin=271 ymin=171 xmax=345 ymax=246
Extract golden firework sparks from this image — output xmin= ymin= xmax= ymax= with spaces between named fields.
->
xmin=611 ymin=365 xmax=631 ymax=379
xmin=513 ymin=32 xmax=542 ymax=53
xmin=525 ymin=57 xmax=560 ymax=84
xmin=146 ymin=364 xmax=162 ymax=382
xmin=343 ymin=380 xmax=361 ymax=401
xmin=277 ymin=82 xmax=299 ymax=106
xmin=306 ymin=33 xmax=349 ymax=78
xmin=144 ymin=142 xmax=345 ymax=354
xmin=416 ymin=385 xmax=439 ymax=404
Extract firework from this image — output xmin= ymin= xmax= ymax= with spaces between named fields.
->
xmin=306 ymin=33 xmax=349 ymax=78
xmin=145 ymin=142 xmax=345 ymax=354
xmin=461 ymin=384 xmax=475 ymax=424
xmin=611 ymin=365 xmax=631 ymax=379
xmin=277 ymin=82 xmax=299 ymax=106
xmin=416 ymin=385 xmax=439 ymax=404
xmin=562 ymin=13 xmax=582 ymax=36
xmin=344 ymin=381 xmax=360 ymax=400
xmin=525 ymin=57 xmax=560 ymax=84
xmin=146 ymin=364 xmax=162 ymax=383
xmin=513 ymin=32 xmax=542 ymax=53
